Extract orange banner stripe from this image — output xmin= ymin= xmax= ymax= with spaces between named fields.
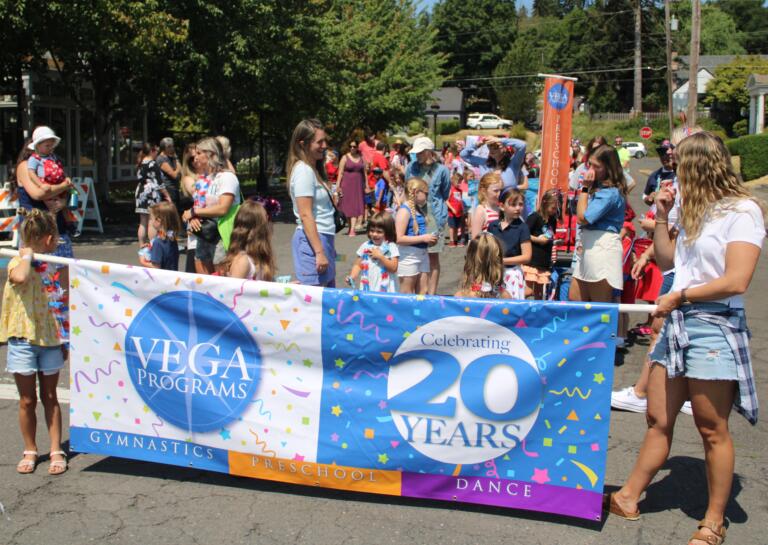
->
xmin=229 ymin=452 xmax=402 ymax=496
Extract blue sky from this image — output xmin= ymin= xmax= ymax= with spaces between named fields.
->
xmin=416 ymin=0 xmax=534 ymax=11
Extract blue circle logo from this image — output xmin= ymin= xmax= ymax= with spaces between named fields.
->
xmin=125 ymin=291 xmax=261 ymax=433
xmin=547 ymin=84 xmax=570 ymax=111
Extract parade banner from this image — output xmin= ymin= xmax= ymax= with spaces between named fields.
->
xmin=538 ymin=76 xmax=576 ymax=203
xmin=69 ymin=260 xmax=618 ymax=521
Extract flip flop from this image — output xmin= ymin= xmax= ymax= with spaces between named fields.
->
xmin=16 ymin=450 xmax=38 ymax=474
xmin=48 ymin=450 xmax=68 ymax=476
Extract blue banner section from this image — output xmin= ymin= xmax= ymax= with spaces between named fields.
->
xmin=318 ymin=290 xmax=618 ymax=493
xmin=71 ymin=427 xmax=231 ymax=473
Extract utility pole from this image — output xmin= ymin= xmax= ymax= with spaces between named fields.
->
xmin=633 ymin=0 xmax=642 ymax=116
xmin=665 ymin=0 xmax=674 ymax=137
xmin=687 ymin=0 xmax=701 ymax=126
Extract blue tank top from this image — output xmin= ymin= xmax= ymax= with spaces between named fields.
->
xmin=402 ymin=204 xmax=427 ymax=249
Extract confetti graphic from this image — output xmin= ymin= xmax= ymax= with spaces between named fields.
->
xmin=68 ymin=259 xmax=617 ymax=522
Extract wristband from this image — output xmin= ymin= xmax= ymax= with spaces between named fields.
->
xmin=680 ymin=288 xmax=690 ymax=304
xmin=581 ymin=187 xmax=589 ymax=194
xmin=21 ymin=254 xmax=32 ymax=261
xmin=654 ymin=219 xmax=668 ymax=225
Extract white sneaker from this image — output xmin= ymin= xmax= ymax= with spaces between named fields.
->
xmin=611 ymin=386 xmax=648 ymax=413
xmin=680 ymin=401 xmax=693 ymax=415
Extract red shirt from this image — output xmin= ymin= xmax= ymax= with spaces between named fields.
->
xmin=448 ymin=187 xmax=464 ymax=218
xmin=367 ymin=152 xmax=389 ymax=188
xmin=325 ymin=161 xmax=338 ymax=183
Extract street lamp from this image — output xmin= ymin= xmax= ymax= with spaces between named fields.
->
xmin=430 ymin=101 xmax=440 ymax=143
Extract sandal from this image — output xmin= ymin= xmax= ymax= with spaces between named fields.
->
xmin=16 ymin=450 xmax=38 ymax=474
xmin=604 ymin=492 xmax=640 ymax=521
xmin=689 ymin=519 xmax=726 ymax=545
xmin=48 ymin=450 xmax=68 ymax=476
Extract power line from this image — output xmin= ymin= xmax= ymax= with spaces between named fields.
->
xmin=444 ymin=65 xmax=666 ymax=84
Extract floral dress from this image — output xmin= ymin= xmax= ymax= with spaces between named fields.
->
xmin=135 ymin=159 xmax=166 ymax=213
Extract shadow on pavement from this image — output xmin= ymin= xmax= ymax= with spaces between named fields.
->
xmin=81 ymin=455 xmax=607 ymax=531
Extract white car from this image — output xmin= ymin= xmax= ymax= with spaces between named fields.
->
xmin=466 ymin=113 xmax=513 ymax=130
xmin=623 ymin=142 xmax=647 ymax=159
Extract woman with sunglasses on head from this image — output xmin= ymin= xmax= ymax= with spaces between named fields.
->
xmin=460 ymin=134 xmax=527 ymax=192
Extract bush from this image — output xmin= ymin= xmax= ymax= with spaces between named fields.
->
xmin=236 ymin=156 xmax=259 ymax=176
xmin=509 ymin=122 xmax=528 ymax=140
xmin=732 ymin=119 xmax=748 ymax=137
xmin=438 ymin=119 xmax=460 ymax=135
xmin=726 ymin=133 xmax=768 ymax=181
xmin=407 ymin=120 xmax=424 ymax=136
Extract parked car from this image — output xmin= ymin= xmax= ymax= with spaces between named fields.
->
xmin=466 ymin=113 xmax=513 ymax=130
xmin=622 ymin=141 xmax=647 ymax=159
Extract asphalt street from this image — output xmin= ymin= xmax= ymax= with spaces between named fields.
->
xmin=1 ymin=158 xmax=766 ymax=545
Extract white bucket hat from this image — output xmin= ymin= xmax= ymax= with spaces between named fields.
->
xmin=410 ymin=136 xmax=435 ymax=155
xmin=28 ymin=126 xmax=61 ymax=151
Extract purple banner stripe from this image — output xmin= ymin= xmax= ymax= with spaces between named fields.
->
xmin=401 ymin=472 xmax=603 ymax=521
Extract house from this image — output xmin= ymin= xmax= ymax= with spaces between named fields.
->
xmin=747 ymin=73 xmax=768 ymax=134
xmin=673 ymin=55 xmax=768 ymax=113
xmin=423 ymin=87 xmax=464 ymax=133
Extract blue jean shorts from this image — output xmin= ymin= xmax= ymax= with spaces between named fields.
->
xmin=6 ymin=338 xmax=64 ymax=376
xmin=649 ymin=303 xmax=741 ymax=380
xmin=291 ymin=229 xmax=336 ymax=287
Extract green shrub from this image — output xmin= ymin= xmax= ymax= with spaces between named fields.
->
xmin=726 ymin=133 xmax=768 ymax=181
xmin=438 ymin=119 xmax=460 ymax=135
xmin=509 ymin=122 xmax=527 ymax=140
xmin=407 ymin=120 xmax=424 ymax=136
xmin=732 ymin=119 xmax=748 ymax=137
xmin=236 ymin=156 xmax=259 ymax=176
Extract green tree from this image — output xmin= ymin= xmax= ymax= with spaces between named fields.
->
xmin=323 ymin=0 xmax=445 ymax=140
xmin=704 ymin=56 xmax=768 ymax=135
xmin=672 ymin=2 xmax=746 ymax=55
xmin=431 ymin=0 xmax=517 ymax=110
xmin=714 ymin=0 xmax=768 ymax=54
xmin=30 ymin=0 xmax=187 ymax=198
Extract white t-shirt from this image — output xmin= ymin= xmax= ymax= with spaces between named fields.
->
xmin=290 ymin=161 xmax=335 ymax=236
xmin=671 ymin=199 xmax=765 ymax=307
xmin=206 ymin=171 xmax=241 ymax=208
xmin=356 ymin=240 xmax=400 ymax=292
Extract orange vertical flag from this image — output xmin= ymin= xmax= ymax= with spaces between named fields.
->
xmin=538 ymin=77 xmax=575 ymax=205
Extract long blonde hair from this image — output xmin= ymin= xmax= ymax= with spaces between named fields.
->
xmin=405 ymin=177 xmax=428 ymax=235
xmin=459 ymin=233 xmax=505 ymax=298
xmin=222 ymin=201 xmax=275 ymax=281
xmin=676 ymin=131 xmax=766 ymax=244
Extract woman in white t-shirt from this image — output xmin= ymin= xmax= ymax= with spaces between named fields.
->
xmin=182 ymin=137 xmax=241 ymax=274
xmin=287 ymin=119 xmax=336 ymax=287
xmin=609 ymin=132 xmax=765 ymax=545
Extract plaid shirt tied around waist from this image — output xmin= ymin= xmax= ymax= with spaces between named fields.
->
xmin=666 ymin=304 xmax=758 ymax=425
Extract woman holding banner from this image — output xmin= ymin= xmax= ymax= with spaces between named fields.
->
xmin=608 ymin=132 xmax=765 ymax=545
xmin=570 ymin=145 xmax=626 ymax=303
xmin=287 ymin=119 xmax=336 ymax=287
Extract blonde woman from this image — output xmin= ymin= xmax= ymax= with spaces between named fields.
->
xmin=608 ymin=132 xmax=765 ymax=545
xmin=181 ymin=137 xmax=241 ymax=273
xmin=395 ymin=178 xmax=437 ymax=294
xmin=287 ymin=119 xmax=335 ymax=286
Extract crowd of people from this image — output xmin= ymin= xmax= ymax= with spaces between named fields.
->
xmin=2 ymin=120 xmax=766 ymax=545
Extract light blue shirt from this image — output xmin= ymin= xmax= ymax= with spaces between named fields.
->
xmin=405 ymin=160 xmax=450 ymax=228
xmin=290 ymin=161 xmax=335 ymax=236
xmin=583 ymin=187 xmax=625 ymax=233
xmin=460 ymin=138 xmax=527 ymax=190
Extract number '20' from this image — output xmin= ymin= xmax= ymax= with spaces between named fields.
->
xmin=388 ymin=350 xmax=542 ymax=421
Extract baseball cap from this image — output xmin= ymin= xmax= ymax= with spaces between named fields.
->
xmin=410 ymin=136 xmax=435 ymax=155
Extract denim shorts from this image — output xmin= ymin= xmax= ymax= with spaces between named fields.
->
xmin=291 ymin=229 xmax=336 ymax=287
xmin=195 ymin=237 xmax=217 ymax=263
xmin=649 ymin=303 xmax=740 ymax=380
xmin=6 ymin=338 xmax=64 ymax=376
xmin=659 ymin=271 xmax=675 ymax=296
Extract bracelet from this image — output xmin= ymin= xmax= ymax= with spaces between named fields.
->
xmin=581 ymin=187 xmax=590 ymax=194
xmin=680 ymin=288 xmax=690 ymax=304
xmin=654 ymin=219 xmax=668 ymax=224
xmin=21 ymin=254 xmax=32 ymax=261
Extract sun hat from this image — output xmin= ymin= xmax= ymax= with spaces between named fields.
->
xmin=28 ymin=126 xmax=61 ymax=151
xmin=410 ymin=136 xmax=435 ymax=155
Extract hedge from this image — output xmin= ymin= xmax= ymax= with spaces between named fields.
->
xmin=726 ymin=133 xmax=768 ymax=181
xmin=438 ymin=119 xmax=460 ymax=135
